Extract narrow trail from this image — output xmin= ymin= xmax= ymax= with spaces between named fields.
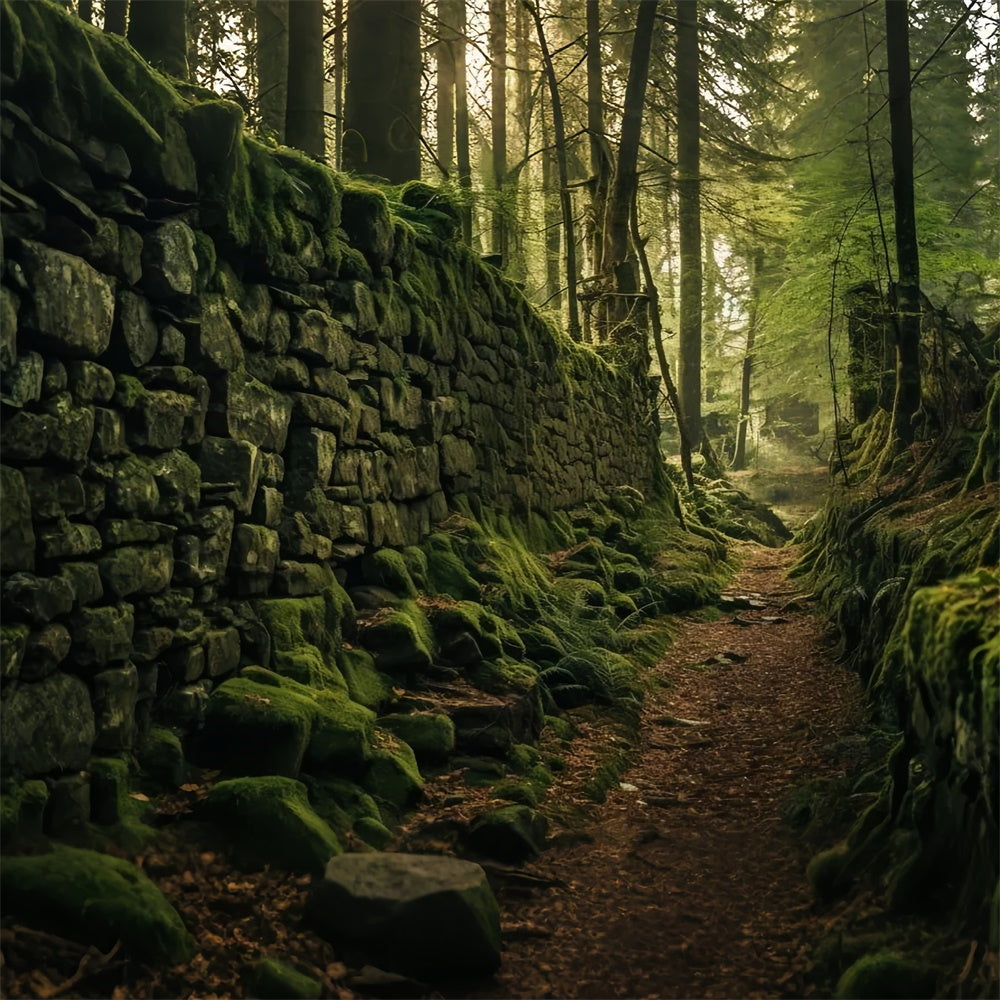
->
xmin=476 ymin=543 xmax=867 ymax=1000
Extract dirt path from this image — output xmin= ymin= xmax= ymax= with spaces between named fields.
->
xmin=474 ymin=543 xmax=867 ymax=1000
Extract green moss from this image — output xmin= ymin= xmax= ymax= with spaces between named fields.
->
xmin=0 ymin=779 xmax=48 ymax=845
xmin=378 ymin=712 xmax=455 ymax=762
xmin=337 ymin=647 xmax=392 ymax=711
xmin=362 ymin=548 xmax=418 ymax=598
xmin=299 ymin=775 xmax=381 ymax=840
xmin=493 ymin=780 xmax=542 ymax=806
xmin=469 ymin=659 xmax=540 ymax=697
xmin=363 ymin=731 xmax=423 ymax=817
xmin=544 ymin=715 xmax=576 ymax=741
xmin=204 ymin=775 xmax=341 ymax=873
xmin=807 ymin=841 xmax=853 ymax=901
xmin=423 ymin=534 xmax=481 ymax=600
xmin=353 ymin=815 xmax=394 ymax=849
xmin=1 ymin=845 xmax=194 ymax=964
xmin=136 ymin=726 xmax=185 ymax=788
xmin=360 ymin=599 xmax=435 ymax=673
xmin=401 ymin=546 xmax=430 ymax=590
xmin=247 ymin=958 xmax=322 ymax=1000
xmin=834 ymin=951 xmax=934 ymax=999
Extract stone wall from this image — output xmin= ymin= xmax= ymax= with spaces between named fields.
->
xmin=0 ymin=1 xmax=662 ymax=784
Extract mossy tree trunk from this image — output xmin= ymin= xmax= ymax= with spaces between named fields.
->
xmin=286 ymin=0 xmax=325 ymax=161
xmin=127 ymin=0 xmax=189 ymax=80
xmin=256 ymin=0 xmax=289 ymax=145
xmin=676 ymin=0 xmax=703 ymax=448
xmin=344 ymin=0 xmax=422 ymax=182
xmin=78 ymin=0 xmax=93 ymax=24
xmin=885 ymin=0 xmax=922 ymax=446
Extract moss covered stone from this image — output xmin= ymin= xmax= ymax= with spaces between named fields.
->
xmin=0 ymin=779 xmax=48 ymax=846
xmin=361 ymin=548 xmax=417 ymax=598
xmin=466 ymin=803 xmax=548 ymax=862
xmin=807 ymin=841 xmax=853 ymax=901
xmin=363 ymin=730 xmax=423 ymax=815
xmin=301 ymin=774 xmax=382 ymax=840
xmin=360 ymin=599 xmax=435 ymax=673
xmin=834 ymin=950 xmax=935 ymax=999
xmin=136 ymin=726 xmax=185 ymax=788
xmin=247 ymin=958 xmax=322 ymax=1000
xmin=337 ymin=647 xmax=392 ymax=711
xmin=1 ymin=846 xmax=194 ymax=964
xmin=353 ymin=814 xmax=394 ymax=849
xmin=378 ymin=712 xmax=455 ymax=762
xmin=204 ymin=775 xmax=341 ymax=873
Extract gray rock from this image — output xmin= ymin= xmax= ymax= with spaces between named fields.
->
xmin=198 ymin=437 xmax=261 ymax=515
xmin=141 ymin=219 xmax=198 ymax=299
xmin=108 ymin=453 xmax=160 ymax=516
xmin=290 ymin=310 xmax=351 ymax=367
xmin=285 ymin=427 xmax=337 ymax=493
xmin=306 ymin=853 xmax=501 ymax=978
xmin=22 ymin=623 xmax=72 ymax=680
xmin=58 ymin=562 xmax=104 ymax=606
xmin=1 ymin=466 xmax=35 ymax=572
xmin=98 ymin=544 xmax=173 ymax=599
xmin=145 ymin=449 xmax=201 ymax=516
xmin=194 ymin=295 xmax=243 ymax=373
xmin=467 ymin=803 xmax=548 ymax=862
xmin=2 ymin=351 xmax=44 ymax=407
xmin=379 ymin=378 xmax=423 ymax=430
xmin=1 ymin=624 xmax=30 ymax=681
xmin=440 ymin=434 xmax=477 ymax=477
xmin=114 ymin=289 xmax=158 ymax=367
xmin=3 ymin=572 xmax=74 ymax=624
xmin=44 ymin=393 xmax=95 ymax=462
xmin=92 ymin=663 xmax=139 ymax=750
xmin=91 ymin=407 xmax=128 ymax=458
xmin=229 ymin=524 xmax=280 ymax=595
xmin=20 ymin=242 xmax=114 ymax=358
xmin=203 ymin=627 xmax=240 ymax=677
xmin=158 ymin=681 xmax=210 ymax=732
xmin=1 ymin=410 xmax=52 ymax=461
xmin=0 ymin=672 xmax=95 ymax=777
xmin=37 ymin=519 xmax=102 ymax=559
xmin=214 ymin=371 xmax=292 ymax=451
xmin=67 ymin=361 xmax=115 ymax=404
xmin=69 ymin=603 xmax=134 ymax=670
xmin=115 ymin=376 xmax=191 ymax=451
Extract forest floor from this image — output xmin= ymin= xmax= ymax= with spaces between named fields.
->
xmin=7 ymin=540 xmax=984 ymax=999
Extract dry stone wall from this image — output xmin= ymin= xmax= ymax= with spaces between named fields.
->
xmin=0 ymin=1 xmax=662 ymax=786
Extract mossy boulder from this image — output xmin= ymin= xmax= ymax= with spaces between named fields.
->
xmin=306 ymin=853 xmax=501 ymax=978
xmin=136 ymin=726 xmax=185 ymax=788
xmin=0 ymin=778 xmax=48 ymax=847
xmin=466 ymin=803 xmax=548 ymax=862
xmin=359 ymin=599 xmax=435 ymax=673
xmin=203 ymin=775 xmax=341 ymax=873
xmin=363 ymin=731 xmax=423 ymax=815
xmin=807 ymin=841 xmax=853 ymax=901
xmin=834 ymin=950 xmax=935 ymax=999
xmin=1 ymin=846 xmax=194 ymax=964
xmin=246 ymin=958 xmax=322 ymax=1000
xmin=301 ymin=774 xmax=383 ymax=840
xmin=378 ymin=711 xmax=455 ymax=763
xmin=337 ymin=647 xmax=392 ymax=711
xmin=361 ymin=548 xmax=417 ymax=598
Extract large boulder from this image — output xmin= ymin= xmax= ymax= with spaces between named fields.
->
xmin=306 ymin=853 xmax=502 ymax=978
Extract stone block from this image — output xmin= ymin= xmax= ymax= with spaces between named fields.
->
xmin=198 ymin=437 xmax=261 ymax=515
xmin=108 ymin=454 xmax=160 ymax=517
xmin=1 ymin=466 xmax=35 ymax=572
xmin=92 ymin=662 xmax=139 ymax=750
xmin=145 ymin=449 xmax=201 ymax=516
xmin=290 ymin=310 xmax=351 ymax=367
xmin=141 ymin=219 xmax=198 ymax=299
xmin=98 ymin=544 xmax=173 ymax=599
xmin=440 ymin=434 xmax=477 ymax=477
xmin=0 ymin=672 xmax=95 ymax=777
xmin=1 ymin=351 xmax=44 ymax=407
xmin=66 ymin=361 xmax=115 ymax=404
xmin=43 ymin=772 xmax=91 ymax=836
xmin=37 ymin=519 xmax=102 ymax=559
xmin=113 ymin=289 xmax=158 ymax=368
xmin=132 ymin=626 xmax=173 ymax=664
xmin=203 ymin=627 xmax=240 ymax=677
xmin=20 ymin=241 xmax=115 ymax=359
xmin=69 ymin=603 xmax=134 ymax=670
xmin=21 ymin=623 xmax=72 ymax=681
xmin=230 ymin=524 xmax=280 ymax=595
xmin=22 ymin=468 xmax=86 ymax=520
xmin=285 ymin=428 xmax=337 ymax=494
xmin=192 ymin=294 xmax=242 ymax=373
xmin=91 ymin=407 xmax=128 ymax=458
xmin=44 ymin=393 xmax=95 ymax=462
xmin=214 ymin=371 xmax=292 ymax=451
xmin=0 ymin=410 xmax=51 ymax=462
xmin=251 ymin=485 xmax=283 ymax=528
xmin=379 ymin=378 xmax=423 ymax=430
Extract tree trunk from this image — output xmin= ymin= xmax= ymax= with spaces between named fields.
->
xmin=885 ymin=0 xmax=922 ymax=445
xmin=127 ymin=0 xmax=189 ymax=79
xmin=286 ymin=0 xmax=325 ymax=160
xmin=527 ymin=0 xmax=580 ymax=341
xmin=541 ymin=100 xmax=562 ymax=310
xmin=454 ymin=0 xmax=473 ymax=242
xmin=78 ymin=0 xmax=93 ymax=24
xmin=733 ymin=248 xmax=764 ymax=470
xmin=256 ymin=0 xmax=289 ymax=144
xmin=676 ymin=0 xmax=702 ymax=447
xmin=334 ymin=0 xmax=345 ymax=168
xmin=436 ymin=0 xmax=457 ymax=173
xmin=103 ymin=0 xmax=128 ymax=35
xmin=509 ymin=0 xmax=531 ymax=281
xmin=586 ymin=0 xmax=610 ymax=289
xmin=344 ymin=0 xmax=421 ymax=181
xmin=490 ymin=0 xmax=508 ymax=261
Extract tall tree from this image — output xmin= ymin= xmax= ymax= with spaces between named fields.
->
xmin=676 ymin=0 xmax=702 ymax=446
xmin=78 ymin=0 xmax=93 ymax=24
xmin=453 ymin=0 xmax=473 ymax=241
xmin=333 ymin=0 xmax=345 ymax=168
xmin=601 ymin=0 xmax=657 ymax=340
xmin=285 ymin=0 xmax=325 ymax=159
xmin=127 ymin=0 xmax=189 ymax=79
xmin=733 ymin=247 xmax=764 ymax=470
xmin=436 ymin=0 xmax=457 ymax=173
xmin=490 ymin=0 xmax=508 ymax=260
xmin=527 ymin=0 xmax=580 ymax=341
xmin=885 ymin=0 xmax=922 ymax=446
xmin=585 ymin=0 xmax=610 ymax=285
xmin=343 ymin=0 xmax=422 ymax=181
xmin=256 ymin=0 xmax=289 ymax=144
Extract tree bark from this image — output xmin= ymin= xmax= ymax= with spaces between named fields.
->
xmin=676 ymin=0 xmax=702 ymax=447
xmin=733 ymin=248 xmax=764 ymax=470
xmin=255 ymin=0 xmax=289 ymax=144
xmin=490 ymin=0 xmax=508 ymax=261
xmin=885 ymin=0 xmax=922 ymax=445
xmin=541 ymin=100 xmax=562 ymax=310
xmin=453 ymin=0 xmax=473 ymax=242
xmin=127 ymin=0 xmax=189 ymax=79
xmin=586 ymin=0 xmax=609 ymax=287
xmin=436 ymin=0 xmax=457 ymax=173
xmin=103 ymin=0 xmax=128 ymax=35
xmin=285 ymin=0 xmax=325 ymax=160
xmin=527 ymin=0 xmax=580 ymax=341
xmin=344 ymin=0 xmax=422 ymax=181
xmin=78 ymin=0 xmax=93 ymax=24
xmin=333 ymin=0 xmax=345 ymax=168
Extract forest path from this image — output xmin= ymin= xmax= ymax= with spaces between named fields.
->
xmin=471 ymin=543 xmax=867 ymax=1000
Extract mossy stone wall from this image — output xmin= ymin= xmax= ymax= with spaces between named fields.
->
xmin=0 ymin=1 xmax=661 ymax=785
